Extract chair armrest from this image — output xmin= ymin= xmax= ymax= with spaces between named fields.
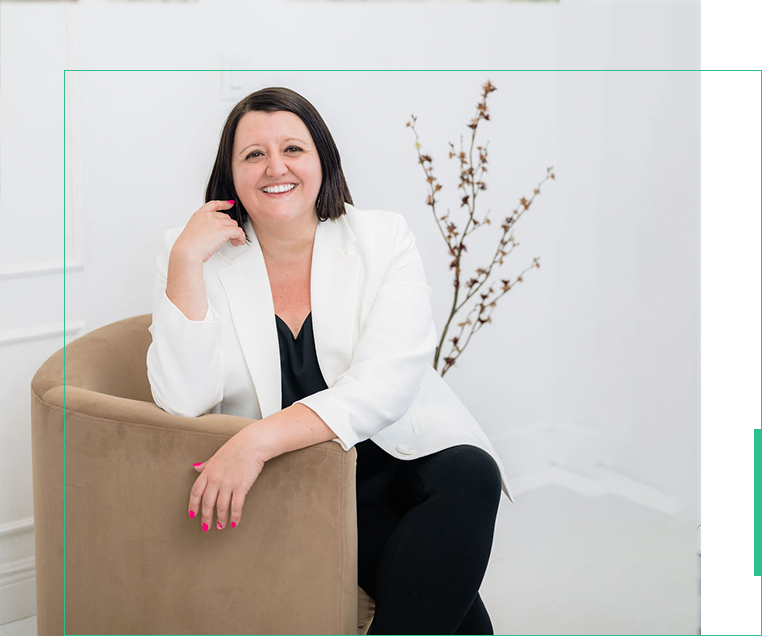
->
xmin=32 ymin=386 xmax=359 ymax=635
xmin=40 ymin=383 xmax=257 ymax=437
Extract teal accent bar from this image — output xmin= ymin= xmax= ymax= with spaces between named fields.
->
xmin=757 ymin=429 xmax=761 ymax=576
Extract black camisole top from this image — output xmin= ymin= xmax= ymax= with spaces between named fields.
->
xmin=276 ymin=311 xmax=378 ymax=472
xmin=275 ymin=312 xmax=329 ymax=409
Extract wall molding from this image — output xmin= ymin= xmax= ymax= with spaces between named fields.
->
xmin=0 ymin=518 xmax=34 ymax=538
xmin=0 ymin=556 xmax=36 ymax=626
xmin=0 ymin=518 xmax=36 ymax=626
xmin=0 ymin=259 xmax=84 ymax=281
xmin=0 ymin=556 xmax=35 ymax=588
xmin=0 ymin=320 xmax=86 ymax=346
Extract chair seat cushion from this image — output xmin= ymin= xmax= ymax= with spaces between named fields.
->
xmin=357 ymin=586 xmax=375 ymax=634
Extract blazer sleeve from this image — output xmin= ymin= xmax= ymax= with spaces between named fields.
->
xmin=146 ymin=227 xmax=226 ymax=417
xmin=295 ymin=213 xmax=438 ymax=450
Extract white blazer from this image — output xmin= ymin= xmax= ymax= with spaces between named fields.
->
xmin=147 ymin=203 xmax=514 ymax=503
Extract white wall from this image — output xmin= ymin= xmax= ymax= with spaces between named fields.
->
xmin=0 ymin=2 xmax=557 ymax=622
xmin=66 ymin=13 xmax=701 ymax=519
xmin=0 ymin=0 xmax=699 ymax=625
xmin=557 ymin=69 xmax=700 ymax=502
xmin=0 ymin=2 xmax=74 ymax=624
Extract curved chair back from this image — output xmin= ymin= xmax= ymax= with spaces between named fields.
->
xmin=31 ymin=315 xmax=372 ymax=635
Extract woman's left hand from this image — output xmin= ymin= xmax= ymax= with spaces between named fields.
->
xmin=189 ymin=425 xmax=273 ymax=532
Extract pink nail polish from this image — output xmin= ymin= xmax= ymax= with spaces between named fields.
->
xmin=217 ymin=522 xmax=223 ymax=530
xmin=231 ymin=522 xmax=236 ymax=528
xmin=202 ymin=523 xmax=209 ymax=532
xmin=192 ymin=463 xmax=203 ymax=467
xmin=228 ymin=200 xmax=235 ymax=204
xmin=189 ymin=510 xmax=195 ymax=519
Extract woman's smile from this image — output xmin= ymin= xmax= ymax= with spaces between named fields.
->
xmin=261 ymin=182 xmax=298 ymax=196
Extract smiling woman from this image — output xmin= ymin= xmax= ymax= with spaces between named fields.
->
xmin=146 ymin=86 xmax=514 ymax=635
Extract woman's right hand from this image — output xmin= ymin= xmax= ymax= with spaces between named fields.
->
xmin=172 ymin=200 xmax=247 ymax=263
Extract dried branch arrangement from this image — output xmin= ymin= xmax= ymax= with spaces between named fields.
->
xmin=407 ymin=80 xmax=555 ymax=376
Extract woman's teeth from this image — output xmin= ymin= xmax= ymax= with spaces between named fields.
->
xmin=263 ymin=184 xmax=296 ymax=194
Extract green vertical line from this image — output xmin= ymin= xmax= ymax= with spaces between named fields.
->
xmin=63 ymin=68 xmax=67 ymax=635
xmin=752 ymin=428 xmax=762 ymax=633
xmin=757 ymin=73 xmax=762 ymax=580
xmin=752 ymin=72 xmax=762 ymax=632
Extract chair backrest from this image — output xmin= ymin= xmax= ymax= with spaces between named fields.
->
xmin=32 ymin=314 xmax=155 ymax=404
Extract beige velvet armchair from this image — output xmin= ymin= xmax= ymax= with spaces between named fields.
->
xmin=30 ymin=314 xmax=375 ymax=635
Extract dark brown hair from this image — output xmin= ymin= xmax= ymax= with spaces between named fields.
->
xmin=205 ymin=87 xmax=353 ymax=239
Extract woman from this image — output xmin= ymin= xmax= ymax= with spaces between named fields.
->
xmin=146 ymin=86 xmax=514 ymax=635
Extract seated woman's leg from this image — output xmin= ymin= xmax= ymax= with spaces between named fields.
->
xmin=356 ymin=440 xmax=404 ymax=599
xmin=367 ymin=445 xmax=502 ymax=635
xmin=357 ymin=498 xmax=401 ymax=599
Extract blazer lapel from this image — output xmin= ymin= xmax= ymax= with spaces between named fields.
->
xmin=217 ymin=220 xmax=282 ymax=419
xmin=311 ymin=215 xmax=358 ymax=388
xmin=215 ymin=213 xmax=358 ymax=419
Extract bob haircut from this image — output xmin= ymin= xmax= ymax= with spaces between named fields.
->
xmin=205 ymin=87 xmax=353 ymax=239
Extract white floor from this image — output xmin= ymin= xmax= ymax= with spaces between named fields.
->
xmin=483 ymin=485 xmax=700 ymax=635
xmin=0 ymin=485 xmax=700 ymax=636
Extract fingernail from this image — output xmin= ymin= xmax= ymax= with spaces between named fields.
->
xmin=231 ymin=522 xmax=236 ymax=528
xmin=217 ymin=522 xmax=223 ymax=530
xmin=202 ymin=523 xmax=209 ymax=532
xmin=192 ymin=463 xmax=203 ymax=467
xmin=189 ymin=510 xmax=195 ymax=519
xmin=228 ymin=200 xmax=235 ymax=204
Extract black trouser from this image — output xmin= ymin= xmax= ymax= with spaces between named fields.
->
xmin=355 ymin=439 xmax=502 ymax=635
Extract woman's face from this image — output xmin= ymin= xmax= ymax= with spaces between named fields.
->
xmin=231 ymin=110 xmax=323 ymax=230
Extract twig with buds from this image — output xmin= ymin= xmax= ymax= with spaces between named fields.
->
xmin=407 ymin=80 xmax=555 ymax=376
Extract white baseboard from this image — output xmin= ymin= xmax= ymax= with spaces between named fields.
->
xmin=0 ymin=558 xmax=36 ymax=626
xmin=489 ymin=421 xmax=556 ymax=475
xmin=505 ymin=465 xmax=678 ymax=514
xmin=0 ymin=519 xmax=36 ymax=627
xmin=491 ymin=423 xmax=678 ymax=514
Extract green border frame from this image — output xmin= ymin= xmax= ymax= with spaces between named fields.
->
xmin=61 ymin=68 xmax=751 ymax=636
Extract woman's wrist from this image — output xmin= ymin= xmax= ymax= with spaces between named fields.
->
xmin=242 ymin=419 xmax=281 ymax=463
xmin=169 ymin=240 xmax=204 ymax=269
xmin=245 ymin=404 xmax=336 ymax=462
xmin=166 ymin=244 xmax=208 ymax=321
